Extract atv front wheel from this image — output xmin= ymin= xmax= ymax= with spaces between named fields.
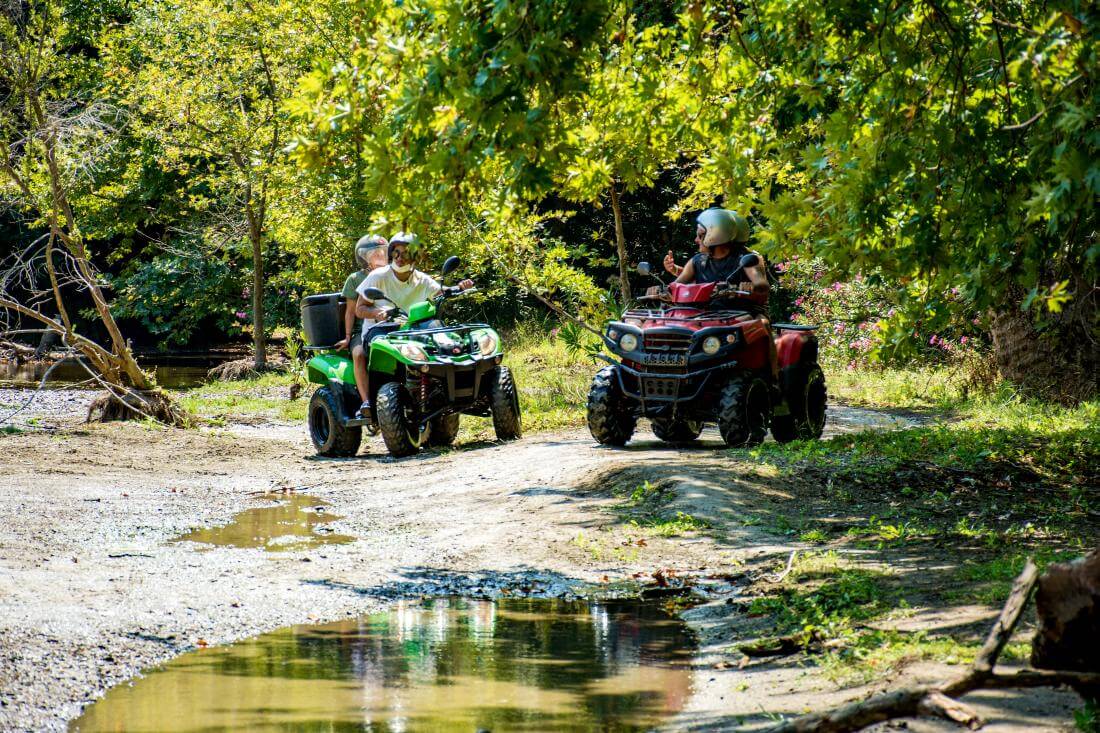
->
xmin=651 ymin=417 xmax=703 ymax=443
xmin=488 ymin=366 xmax=522 ymax=441
xmin=308 ymin=386 xmax=362 ymax=457
xmin=717 ymin=375 xmax=772 ymax=448
xmin=587 ymin=366 xmax=637 ymax=446
xmin=771 ymin=364 xmax=828 ymax=443
xmin=375 ymin=381 xmax=425 ymax=457
xmin=428 ymin=413 xmax=461 ymax=447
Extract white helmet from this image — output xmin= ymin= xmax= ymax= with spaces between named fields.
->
xmin=696 ymin=208 xmax=750 ymax=247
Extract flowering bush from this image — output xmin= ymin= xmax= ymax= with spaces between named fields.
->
xmin=771 ymin=257 xmax=987 ymax=371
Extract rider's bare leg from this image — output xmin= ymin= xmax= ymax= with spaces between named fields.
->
xmin=352 ymin=344 xmax=369 ymax=403
xmin=763 ymin=318 xmax=779 ymax=378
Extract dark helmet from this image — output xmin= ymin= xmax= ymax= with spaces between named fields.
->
xmin=696 ymin=208 xmax=750 ymax=247
xmin=354 ymin=234 xmax=388 ymax=268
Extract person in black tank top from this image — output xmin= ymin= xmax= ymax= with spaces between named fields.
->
xmin=675 ymin=209 xmax=769 ymax=309
xmin=672 ymin=208 xmax=777 ymax=376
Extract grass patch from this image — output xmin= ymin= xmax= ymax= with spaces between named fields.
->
xmin=742 ymin=551 xmax=1033 ymax=685
xmin=175 ymin=372 xmax=306 ymax=422
xmin=459 ymin=326 xmax=592 ymax=442
xmin=825 ymin=364 xmax=984 ymax=411
xmin=746 ymin=396 xmax=1097 ymax=555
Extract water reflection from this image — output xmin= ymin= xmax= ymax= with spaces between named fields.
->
xmin=173 ymin=494 xmax=355 ymax=552
xmin=71 ymin=598 xmax=695 ymax=732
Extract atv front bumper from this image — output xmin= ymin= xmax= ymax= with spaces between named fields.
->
xmin=597 ymin=354 xmax=735 ymax=417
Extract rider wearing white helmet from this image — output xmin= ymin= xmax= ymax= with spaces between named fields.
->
xmin=674 ymin=208 xmax=776 ymax=375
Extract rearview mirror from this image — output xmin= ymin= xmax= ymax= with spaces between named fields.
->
xmin=636 ymin=261 xmax=652 ymax=276
xmin=739 ymin=253 xmax=760 ymax=270
xmin=361 ymin=287 xmax=385 ymax=301
xmin=440 ymin=256 xmax=461 ymax=277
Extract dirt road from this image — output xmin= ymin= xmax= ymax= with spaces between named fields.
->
xmin=0 ymin=405 xmax=1079 ymax=731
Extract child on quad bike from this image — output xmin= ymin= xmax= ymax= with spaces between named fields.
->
xmin=353 ymin=232 xmax=474 ymax=416
xmin=335 ymin=235 xmax=389 ymax=414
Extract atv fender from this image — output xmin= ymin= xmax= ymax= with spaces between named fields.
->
xmin=306 ymin=353 xmax=355 ymax=387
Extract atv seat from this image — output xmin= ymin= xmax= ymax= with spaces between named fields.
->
xmin=773 ymin=323 xmax=819 ymax=331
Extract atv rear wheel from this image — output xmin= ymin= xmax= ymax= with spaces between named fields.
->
xmin=308 ymin=386 xmax=362 ymax=457
xmin=488 ymin=366 xmax=522 ymax=440
xmin=587 ymin=366 xmax=637 ymax=446
xmin=428 ymin=413 xmax=461 ymax=447
xmin=375 ymin=381 xmax=425 ymax=457
xmin=717 ymin=375 xmax=772 ymax=448
xmin=771 ymin=364 xmax=828 ymax=443
xmin=651 ymin=417 xmax=703 ymax=443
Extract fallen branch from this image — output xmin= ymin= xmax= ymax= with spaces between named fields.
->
xmin=765 ymin=558 xmax=1099 ymax=733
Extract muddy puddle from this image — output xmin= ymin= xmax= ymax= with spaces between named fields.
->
xmin=71 ymin=597 xmax=696 ymax=732
xmin=173 ymin=494 xmax=355 ymax=551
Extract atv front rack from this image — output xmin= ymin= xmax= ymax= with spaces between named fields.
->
xmin=622 ymin=307 xmax=754 ymax=323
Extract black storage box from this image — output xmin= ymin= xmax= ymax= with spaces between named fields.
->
xmin=301 ymin=293 xmax=346 ymax=348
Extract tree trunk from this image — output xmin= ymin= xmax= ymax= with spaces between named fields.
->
xmin=250 ymin=220 xmax=266 ymax=370
xmin=609 ymin=182 xmax=632 ymax=306
xmin=990 ymin=282 xmax=1099 ymax=402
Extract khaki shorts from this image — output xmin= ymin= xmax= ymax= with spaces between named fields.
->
xmin=349 ymin=333 xmax=363 ymax=353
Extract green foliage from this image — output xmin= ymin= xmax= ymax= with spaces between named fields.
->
xmin=109 ymin=251 xmax=242 ymax=345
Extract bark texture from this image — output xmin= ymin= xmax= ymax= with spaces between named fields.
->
xmin=1031 ymin=548 xmax=1100 ymax=684
xmin=990 ymin=282 xmax=1099 ymax=402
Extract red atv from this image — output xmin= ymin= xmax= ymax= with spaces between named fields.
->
xmin=587 ymin=255 xmax=827 ymax=447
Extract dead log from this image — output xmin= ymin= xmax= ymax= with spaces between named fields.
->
xmin=765 ymin=556 xmax=1100 ymax=733
xmin=1031 ymin=548 xmax=1100 ymax=683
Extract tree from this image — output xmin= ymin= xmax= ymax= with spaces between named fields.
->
xmin=118 ymin=0 xmax=316 ymax=369
xmin=553 ymin=7 xmax=683 ymax=304
xmin=0 ymin=0 xmax=180 ymax=421
xmin=674 ymin=0 xmax=1098 ymax=398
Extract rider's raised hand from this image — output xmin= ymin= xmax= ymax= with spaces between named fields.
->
xmin=458 ymin=279 xmax=474 ymax=290
xmin=660 ymin=249 xmax=677 ymax=275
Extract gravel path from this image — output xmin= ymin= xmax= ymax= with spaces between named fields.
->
xmin=0 ymin=397 xmax=1076 ymax=732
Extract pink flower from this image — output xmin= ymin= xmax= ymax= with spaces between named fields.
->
xmin=235 ymin=311 xmax=248 ymax=320
xmin=775 ymin=261 xmax=789 ymax=273
xmin=972 ymin=317 xmax=980 ymax=325
xmin=794 ymin=297 xmax=805 ymax=306
xmin=832 ymin=282 xmax=844 ymax=291
xmin=929 ymin=335 xmax=939 ymax=345
xmin=959 ymin=336 xmax=969 ymax=345
xmin=833 ymin=323 xmax=846 ymax=334
xmin=846 ymin=360 xmax=857 ymax=371
xmin=858 ymin=322 xmax=868 ymax=330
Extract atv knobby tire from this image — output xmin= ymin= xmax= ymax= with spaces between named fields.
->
xmin=771 ymin=363 xmax=828 ymax=443
xmin=587 ymin=366 xmax=637 ymax=446
xmin=717 ymin=375 xmax=772 ymax=448
xmin=428 ymin=413 xmax=461 ymax=447
xmin=375 ymin=381 xmax=424 ymax=457
xmin=308 ymin=386 xmax=362 ymax=457
xmin=488 ymin=366 xmax=522 ymax=441
xmin=651 ymin=417 xmax=703 ymax=443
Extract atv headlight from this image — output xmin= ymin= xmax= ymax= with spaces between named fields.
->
xmin=702 ymin=335 xmax=721 ymax=355
xmin=397 ymin=342 xmax=430 ymax=362
xmin=619 ymin=333 xmax=639 ymax=352
xmin=477 ymin=333 xmax=498 ymax=356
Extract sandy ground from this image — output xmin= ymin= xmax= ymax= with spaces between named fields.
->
xmin=0 ymin=396 xmax=1081 ymax=732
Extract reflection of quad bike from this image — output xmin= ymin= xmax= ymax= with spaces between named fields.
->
xmin=587 ymin=255 xmax=827 ymax=448
xmin=300 ymin=257 xmax=521 ymax=458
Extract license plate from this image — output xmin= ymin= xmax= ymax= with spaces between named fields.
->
xmin=641 ymin=352 xmax=687 ymax=367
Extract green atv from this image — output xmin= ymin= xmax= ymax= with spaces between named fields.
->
xmin=300 ymin=257 xmax=521 ymax=458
